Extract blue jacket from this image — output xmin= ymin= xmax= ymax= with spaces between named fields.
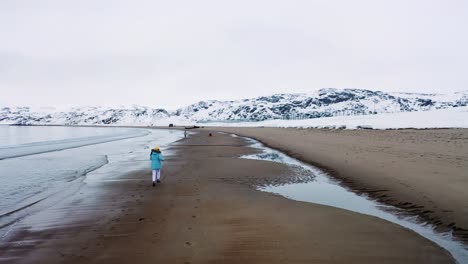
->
xmin=150 ymin=151 xmax=164 ymax=169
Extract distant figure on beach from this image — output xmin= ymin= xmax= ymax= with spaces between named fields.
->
xmin=150 ymin=146 xmax=164 ymax=187
xmin=184 ymin=130 xmax=187 ymax=138
xmin=209 ymin=133 xmax=212 ymax=137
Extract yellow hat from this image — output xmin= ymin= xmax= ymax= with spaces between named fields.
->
xmin=153 ymin=146 xmax=160 ymax=151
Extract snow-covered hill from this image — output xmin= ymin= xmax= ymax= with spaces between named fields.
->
xmin=0 ymin=105 xmax=170 ymax=125
xmin=204 ymin=106 xmax=468 ymax=130
xmin=176 ymin=88 xmax=468 ymax=122
xmin=1 ymin=88 xmax=467 ymax=126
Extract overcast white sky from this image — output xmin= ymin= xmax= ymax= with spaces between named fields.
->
xmin=1 ymin=0 xmax=467 ymax=109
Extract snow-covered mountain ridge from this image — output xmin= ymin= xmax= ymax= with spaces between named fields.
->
xmin=0 ymin=105 xmax=170 ymax=125
xmin=177 ymin=88 xmax=468 ymax=122
xmin=1 ymin=88 xmax=467 ymax=125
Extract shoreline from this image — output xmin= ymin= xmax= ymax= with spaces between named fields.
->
xmin=4 ymin=124 xmax=465 ymax=233
xmin=208 ymin=127 xmax=468 ymax=245
xmin=0 ymin=130 xmax=456 ymax=263
xmin=0 ymin=128 xmax=184 ymax=260
xmin=5 ymin=124 xmax=466 ymax=232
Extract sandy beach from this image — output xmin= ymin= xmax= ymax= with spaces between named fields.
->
xmin=210 ymin=128 xmax=468 ymax=241
xmin=0 ymin=130 xmax=455 ymax=263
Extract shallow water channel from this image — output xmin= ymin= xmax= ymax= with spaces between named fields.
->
xmin=234 ymin=134 xmax=468 ymax=264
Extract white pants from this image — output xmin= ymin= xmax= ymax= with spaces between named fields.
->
xmin=152 ymin=169 xmax=161 ymax=182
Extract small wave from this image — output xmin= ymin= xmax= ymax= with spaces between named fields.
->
xmin=0 ymin=197 xmax=47 ymax=220
xmin=0 ymin=130 xmax=148 ymax=160
xmin=0 ymin=154 xmax=110 ymax=239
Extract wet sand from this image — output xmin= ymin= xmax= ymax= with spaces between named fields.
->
xmin=209 ymin=127 xmax=468 ymax=241
xmin=0 ymin=131 xmax=454 ymax=263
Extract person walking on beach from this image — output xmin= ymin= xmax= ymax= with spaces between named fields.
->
xmin=150 ymin=146 xmax=164 ymax=187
